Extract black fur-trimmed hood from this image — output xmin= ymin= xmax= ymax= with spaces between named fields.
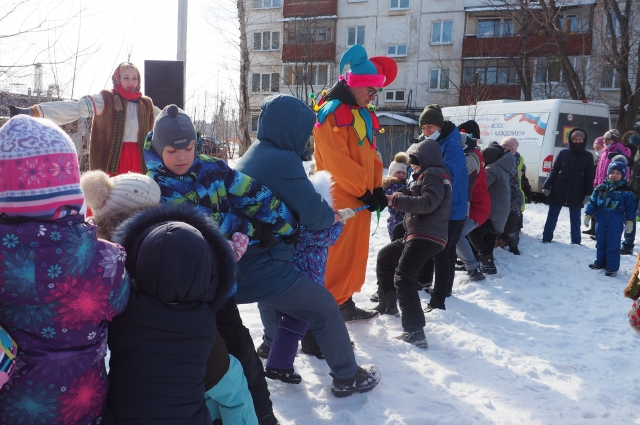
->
xmin=113 ymin=204 xmax=235 ymax=310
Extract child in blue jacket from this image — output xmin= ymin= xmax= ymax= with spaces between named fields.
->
xmin=585 ymin=155 xmax=637 ymax=276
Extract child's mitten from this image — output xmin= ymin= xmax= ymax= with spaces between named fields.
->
xmin=338 ymin=208 xmax=355 ymax=224
xmin=583 ymin=215 xmax=591 ymax=227
xmin=228 ymin=232 xmax=249 ymax=262
xmin=626 ymin=221 xmax=634 ymax=234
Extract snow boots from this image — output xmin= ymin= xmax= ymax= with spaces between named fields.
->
xmin=467 ymin=267 xmax=486 ymax=282
xmin=256 ymin=342 xmax=270 ymax=360
xmin=373 ymin=290 xmax=400 ymax=316
xmin=479 ymin=254 xmax=497 ymax=275
xmin=339 ymin=297 xmax=379 ymax=322
xmin=265 ymin=367 xmax=302 ymax=385
xmin=330 ymin=366 xmax=381 ymax=397
xmin=394 ymin=330 xmax=428 ymax=349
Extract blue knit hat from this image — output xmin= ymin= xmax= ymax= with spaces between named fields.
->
xmin=607 ymin=155 xmax=627 ymax=177
xmin=339 ymin=45 xmax=397 ymax=88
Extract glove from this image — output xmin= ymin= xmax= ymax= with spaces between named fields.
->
xmin=282 ymin=225 xmax=301 ymax=245
xmin=249 ymin=220 xmax=275 ymax=249
xmin=358 ymin=190 xmax=380 ymax=212
xmin=337 ymin=208 xmax=355 ymax=224
xmin=228 ymin=232 xmax=249 ymax=262
xmin=583 ymin=195 xmax=590 ymax=205
xmin=542 ymin=189 xmax=550 ymax=197
xmin=583 ymin=215 xmax=591 ymax=227
xmin=626 ymin=220 xmax=634 ymax=234
xmin=9 ymin=105 xmax=34 ymax=117
xmin=372 ymin=187 xmax=387 ymax=213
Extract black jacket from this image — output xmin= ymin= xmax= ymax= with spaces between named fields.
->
xmin=103 ymin=205 xmax=236 ymax=425
xmin=543 ymin=128 xmax=595 ymax=208
xmin=629 ymin=148 xmax=640 ymax=196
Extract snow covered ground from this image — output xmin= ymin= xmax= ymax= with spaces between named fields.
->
xmin=239 ymin=202 xmax=640 ymax=425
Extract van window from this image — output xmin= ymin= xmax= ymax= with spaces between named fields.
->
xmin=554 ymin=113 xmax=609 ymax=148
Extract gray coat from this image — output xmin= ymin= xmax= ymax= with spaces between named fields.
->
xmin=485 ymin=151 xmax=516 ymax=233
xmin=392 ymin=140 xmax=452 ymax=248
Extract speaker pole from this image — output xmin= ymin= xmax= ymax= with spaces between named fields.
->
xmin=177 ymin=0 xmax=188 ymax=106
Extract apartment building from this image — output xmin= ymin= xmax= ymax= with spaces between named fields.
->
xmin=246 ymin=0 xmax=633 ymax=136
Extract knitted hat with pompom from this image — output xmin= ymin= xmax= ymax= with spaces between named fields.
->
xmin=80 ymin=170 xmax=161 ymax=219
xmin=387 ymin=152 xmax=410 ymax=177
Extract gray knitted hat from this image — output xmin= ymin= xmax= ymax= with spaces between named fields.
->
xmin=151 ymin=104 xmax=197 ymax=155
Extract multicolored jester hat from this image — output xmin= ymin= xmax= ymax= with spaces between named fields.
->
xmin=313 ymin=45 xmax=398 ymax=149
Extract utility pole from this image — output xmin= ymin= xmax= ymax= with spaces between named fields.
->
xmin=177 ymin=0 xmax=188 ymax=106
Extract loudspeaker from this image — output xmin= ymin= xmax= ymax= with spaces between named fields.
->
xmin=144 ymin=60 xmax=184 ymax=110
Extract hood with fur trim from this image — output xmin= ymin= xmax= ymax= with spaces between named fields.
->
xmin=114 ymin=204 xmax=235 ymax=311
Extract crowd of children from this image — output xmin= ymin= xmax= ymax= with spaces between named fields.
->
xmin=3 ymin=69 xmax=640 ymax=424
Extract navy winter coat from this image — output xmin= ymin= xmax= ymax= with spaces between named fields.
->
xmin=103 ymin=206 xmax=236 ymax=425
xmin=234 ymin=94 xmax=335 ymax=303
xmin=543 ymin=128 xmax=595 ymax=208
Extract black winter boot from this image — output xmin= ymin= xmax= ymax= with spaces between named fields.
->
xmin=393 ymin=330 xmax=428 ymax=349
xmin=339 ymin=297 xmax=379 ymax=322
xmin=256 ymin=342 xmax=270 ymax=360
xmin=373 ymin=290 xmax=400 ymax=316
xmin=330 ymin=366 xmax=381 ymax=397
xmin=265 ymin=367 xmax=302 ymax=384
xmin=479 ymin=254 xmax=497 ymax=275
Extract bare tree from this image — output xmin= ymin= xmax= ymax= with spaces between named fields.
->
xmin=600 ymin=0 xmax=640 ymax=131
xmin=0 ymin=0 xmax=97 ymax=88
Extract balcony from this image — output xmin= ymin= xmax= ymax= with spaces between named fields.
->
xmin=283 ymin=0 xmax=337 ymax=18
xmin=458 ymin=85 xmax=521 ymax=105
xmin=282 ymin=42 xmax=335 ymax=62
xmin=462 ymin=32 xmax=592 ymax=58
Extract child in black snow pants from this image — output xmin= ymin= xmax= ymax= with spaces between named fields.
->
xmin=373 ymin=140 xmax=452 ymax=348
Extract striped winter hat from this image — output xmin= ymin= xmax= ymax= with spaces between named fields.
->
xmin=0 ymin=115 xmax=83 ymax=220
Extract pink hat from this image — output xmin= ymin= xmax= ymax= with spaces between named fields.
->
xmin=0 ymin=115 xmax=83 ymax=220
xmin=499 ymin=136 xmax=519 ymax=153
xmin=593 ymin=137 xmax=605 ymax=149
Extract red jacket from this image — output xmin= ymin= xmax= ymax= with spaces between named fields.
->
xmin=469 ymin=148 xmax=491 ymax=226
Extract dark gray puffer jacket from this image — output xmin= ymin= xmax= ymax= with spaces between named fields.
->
xmin=391 ymin=140 xmax=452 ymax=248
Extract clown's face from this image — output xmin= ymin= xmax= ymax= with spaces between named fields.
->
xmin=350 ymin=86 xmax=380 ymax=108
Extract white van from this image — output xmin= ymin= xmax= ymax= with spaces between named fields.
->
xmin=441 ymin=99 xmax=611 ymax=192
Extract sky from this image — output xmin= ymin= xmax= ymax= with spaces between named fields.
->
xmin=225 ymin=187 xmax=640 ymax=425
xmin=1 ymin=0 xmax=240 ymax=118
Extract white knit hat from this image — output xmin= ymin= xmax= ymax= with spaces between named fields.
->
xmin=80 ymin=171 xmax=161 ymax=217
xmin=387 ymin=152 xmax=410 ymax=177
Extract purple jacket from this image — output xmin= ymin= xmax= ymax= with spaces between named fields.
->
xmin=594 ymin=142 xmax=631 ymax=185
xmin=0 ymin=215 xmax=129 ymax=425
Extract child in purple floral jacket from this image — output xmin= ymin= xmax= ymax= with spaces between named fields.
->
xmin=0 ymin=116 xmax=130 ymax=425
xmin=384 ymin=152 xmax=410 ymax=240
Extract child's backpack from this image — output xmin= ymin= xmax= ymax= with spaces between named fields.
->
xmin=0 ymin=326 xmax=17 ymax=388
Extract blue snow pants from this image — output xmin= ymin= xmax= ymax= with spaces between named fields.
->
xmin=594 ymin=209 xmax=625 ymax=272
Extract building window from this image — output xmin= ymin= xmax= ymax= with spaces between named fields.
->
xmin=390 ymin=0 xmax=409 ymax=10
xmin=431 ymin=21 xmax=452 ymax=44
xmin=286 ymin=26 xmax=332 ymax=44
xmin=477 ymin=19 xmax=513 ymax=38
xmin=429 ymin=69 xmax=450 ymax=91
xmin=606 ymin=13 xmax=622 ymax=38
xmin=284 ymin=64 xmax=330 ymax=86
xmin=600 ymin=68 xmax=621 ymax=89
xmin=347 ymin=26 xmax=365 ymax=46
xmin=387 ymin=44 xmax=407 ymax=57
xmin=250 ymin=115 xmax=259 ymax=133
xmin=384 ymin=90 xmax=405 ymax=102
xmin=253 ymin=0 xmax=281 ymax=8
xmin=253 ymin=31 xmax=280 ymax=51
xmin=533 ymin=57 xmax=561 ymax=84
xmin=251 ymin=73 xmax=280 ymax=93
xmin=462 ymin=59 xmax=518 ymax=85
